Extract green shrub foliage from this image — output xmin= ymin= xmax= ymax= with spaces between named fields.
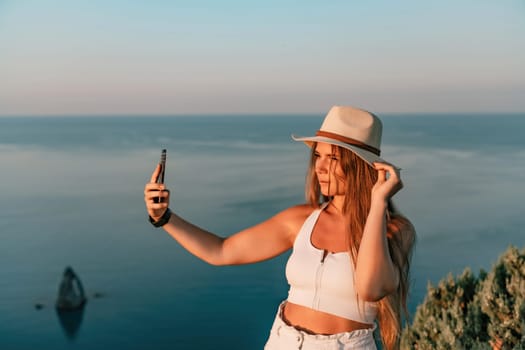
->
xmin=480 ymin=246 xmax=525 ymax=349
xmin=401 ymin=246 xmax=525 ymax=350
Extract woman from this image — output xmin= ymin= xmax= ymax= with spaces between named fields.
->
xmin=144 ymin=106 xmax=415 ymax=350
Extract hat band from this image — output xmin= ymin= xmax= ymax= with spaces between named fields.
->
xmin=315 ymin=130 xmax=381 ymax=156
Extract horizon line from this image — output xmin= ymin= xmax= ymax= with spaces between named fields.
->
xmin=1 ymin=111 xmax=524 ymax=118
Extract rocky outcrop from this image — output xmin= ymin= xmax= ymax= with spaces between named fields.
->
xmin=55 ymin=266 xmax=86 ymax=311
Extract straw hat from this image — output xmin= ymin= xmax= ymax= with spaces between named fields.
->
xmin=292 ymin=105 xmax=386 ymax=166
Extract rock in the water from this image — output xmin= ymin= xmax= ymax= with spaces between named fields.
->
xmin=55 ymin=266 xmax=87 ymax=311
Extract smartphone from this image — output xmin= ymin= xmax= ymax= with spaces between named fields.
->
xmin=157 ymin=149 xmax=167 ymax=184
xmin=154 ymin=149 xmax=167 ymax=203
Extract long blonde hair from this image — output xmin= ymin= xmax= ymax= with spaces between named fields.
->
xmin=305 ymin=143 xmax=416 ymax=350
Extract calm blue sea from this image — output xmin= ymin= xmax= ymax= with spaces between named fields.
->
xmin=1 ymin=114 xmax=524 ymax=349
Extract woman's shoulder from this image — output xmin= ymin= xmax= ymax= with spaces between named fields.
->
xmin=281 ymin=203 xmax=316 ymax=217
xmin=276 ymin=203 xmax=318 ymax=233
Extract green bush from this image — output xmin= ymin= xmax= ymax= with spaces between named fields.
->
xmin=401 ymin=268 xmax=490 ymax=349
xmin=401 ymin=246 xmax=525 ymax=350
xmin=479 ymin=246 xmax=525 ymax=349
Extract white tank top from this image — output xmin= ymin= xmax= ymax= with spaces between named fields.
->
xmin=285 ymin=203 xmax=378 ymax=324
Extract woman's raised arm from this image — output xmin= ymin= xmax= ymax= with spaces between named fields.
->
xmin=144 ymin=164 xmax=306 ymax=266
xmin=354 ymin=162 xmax=403 ymax=301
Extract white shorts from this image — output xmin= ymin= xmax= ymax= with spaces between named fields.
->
xmin=264 ymin=302 xmax=377 ymax=350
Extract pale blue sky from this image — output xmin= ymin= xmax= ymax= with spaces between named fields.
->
xmin=1 ymin=0 xmax=524 ymax=115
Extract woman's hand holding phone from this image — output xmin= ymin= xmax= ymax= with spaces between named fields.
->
xmin=144 ymin=150 xmax=170 ymax=222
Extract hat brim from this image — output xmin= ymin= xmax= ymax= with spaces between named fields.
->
xmin=291 ymin=134 xmax=387 ymax=167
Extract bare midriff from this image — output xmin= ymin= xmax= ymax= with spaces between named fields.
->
xmin=282 ymin=301 xmax=373 ymax=335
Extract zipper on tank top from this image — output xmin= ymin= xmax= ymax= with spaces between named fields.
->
xmin=313 ymin=249 xmax=328 ymax=309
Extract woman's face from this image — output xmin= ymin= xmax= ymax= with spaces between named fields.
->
xmin=314 ymin=142 xmax=346 ymax=197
